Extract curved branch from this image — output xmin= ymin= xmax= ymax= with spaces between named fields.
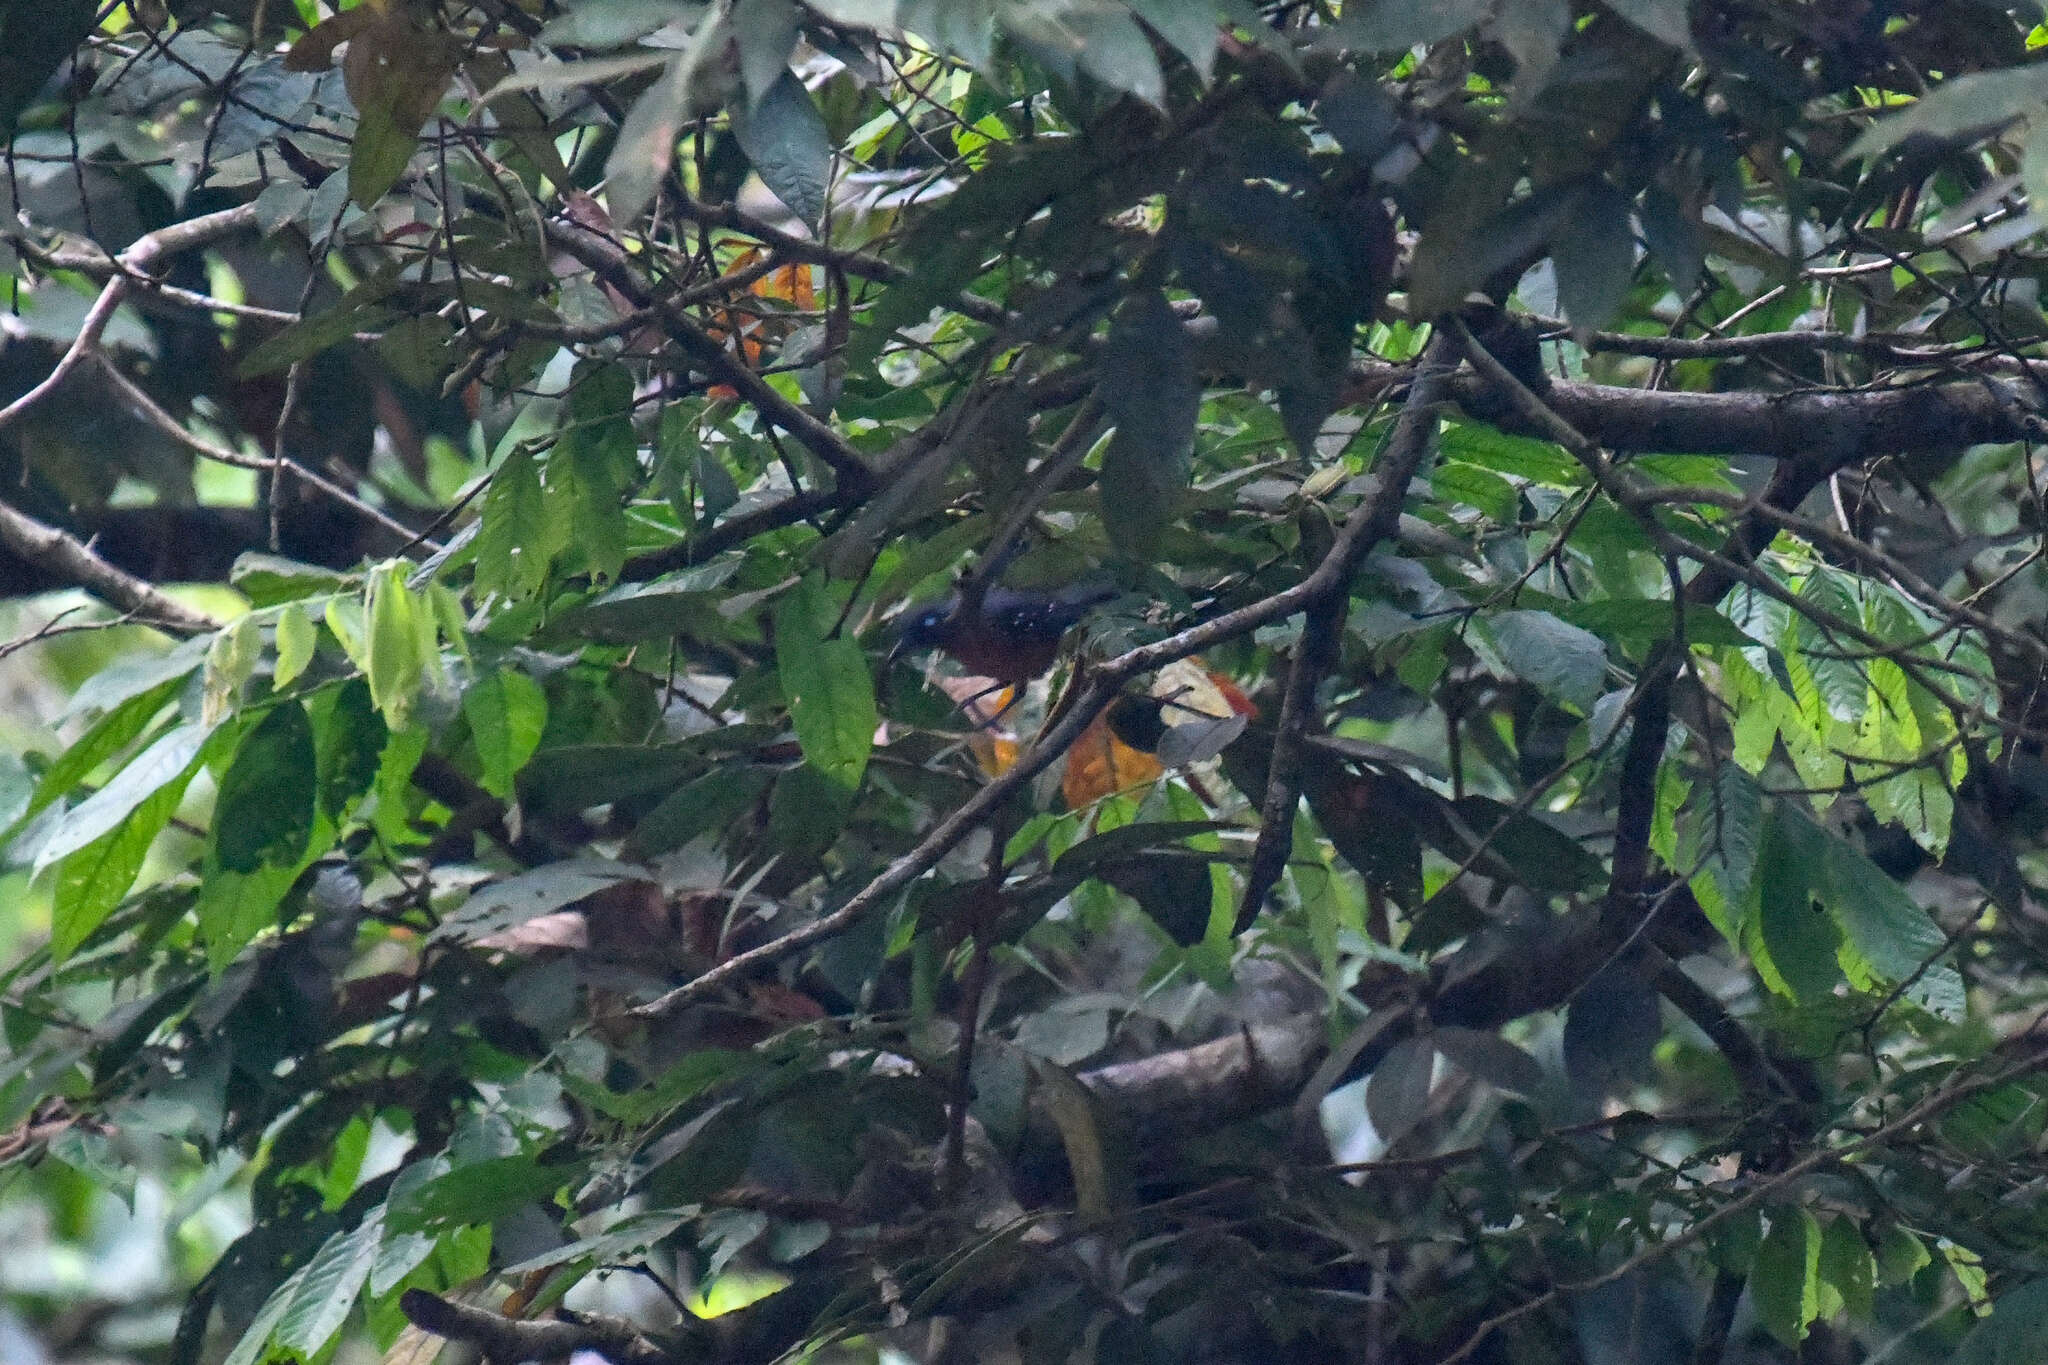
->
xmin=0 ymin=497 xmax=221 ymax=635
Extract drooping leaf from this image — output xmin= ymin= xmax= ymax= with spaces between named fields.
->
xmin=1952 ymin=1276 xmax=2048 ymax=1365
xmin=1599 ymin=0 xmax=1694 ymax=49
xmin=732 ymin=70 xmax=832 ymax=229
xmin=274 ymin=604 xmax=318 ymax=690
xmin=1366 ymin=1034 xmax=1436 ymax=1141
xmin=1098 ymin=289 xmax=1200 ymax=558
xmin=464 ymin=668 xmax=548 ymax=799
xmin=428 ymin=860 xmax=642 ymax=944
xmin=1328 ymin=0 xmax=1494 ymax=52
xmin=50 ymin=778 xmax=191 ymax=962
xmin=1431 ymin=1027 xmax=1544 ymax=1096
xmin=1551 ymin=182 xmax=1638 ymax=331
xmin=1487 ymin=610 xmax=1608 ymax=713
xmin=775 ymin=579 xmax=875 ymax=791
xmin=35 ymin=724 xmax=210 ymax=874
xmin=1751 ymin=803 xmax=1840 ymax=1001
xmin=273 ymin=1213 xmax=385 ymax=1358
xmin=1753 ymin=1207 xmax=1823 ymax=1347
xmin=213 ymin=702 xmax=318 ymax=874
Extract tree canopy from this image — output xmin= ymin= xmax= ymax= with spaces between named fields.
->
xmin=8 ymin=2 xmax=2048 ymax=1362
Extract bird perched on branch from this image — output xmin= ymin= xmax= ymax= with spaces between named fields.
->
xmin=890 ymin=583 xmax=1119 ymax=686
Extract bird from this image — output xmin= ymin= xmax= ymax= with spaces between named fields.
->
xmin=890 ymin=583 xmax=1119 ymax=686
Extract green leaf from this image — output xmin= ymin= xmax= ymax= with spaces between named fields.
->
xmin=464 ymin=668 xmax=548 ymax=799
xmin=198 ymin=857 xmax=312 ymax=971
xmin=274 ymin=604 xmax=318 ymax=689
xmin=203 ymin=614 xmax=263 ymax=723
xmin=1680 ymin=763 xmax=1762 ymax=943
xmin=1752 ymin=804 xmax=1840 ymax=1001
xmin=1487 ymin=610 xmax=1607 ymax=712
xmin=315 ymin=678 xmax=388 ymax=819
xmin=1547 ymin=599 xmax=1757 ymax=652
xmin=629 ymin=767 xmax=772 ymax=856
xmin=385 ymin=1155 xmax=570 ymax=1234
xmin=231 ymin=553 xmax=356 ymax=607
xmin=1126 ymin=0 xmax=1221 ymax=78
xmin=1819 ymin=1216 xmax=1876 ymax=1323
xmin=1002 ymin=3 xmax=1163 ymax=107
xmin=428 ymin=859 xmax=640 ymax=944
xmin=1431 ymin=1027 xmax=1543 ymax=1096
xmin=0 ymin=0 xmax=94 ymax=137
xmin=365 ymin=565 xmax=429 ymax=728
xmin=605 ymin=11 xmax=728 ymax=226
xmin=1817 ymin=824 xmax=1963 ymax=1018
xmin=214 ymin=702 xmax=318 ymax=874
xmin=1366 ymin=1034 xmax=1435 ymax=1141
xmin=274 ymin=1213 xmax=385 ymax=1357
xmin=1098 ymin=289 xmax=1199 ymax=557
xmin=220 ymin=1262 xmax=311 ymax=1365
xmin=34 ymin=724 xmax=209 ymax=874
xmin=25 ymin=675 xmax=185 ymax=833
xmin=475 ymin=444 xmax=558 ymax=602
xmin=1753 ymin=1207 xmax=1822 ymax=1346
xmin=732 ymin=70 xmax=832 ymax=229
xmin=1328 ymin=0 xmax=1492 ymax=51
xmin=1953 ymin=1276 xmax=2048 ymax=1365
xmin=50 ymin=778 xmax=190 ymax=962
xmin=551 ymin=369 xmax=639 ymax=584
xmin=1551 ymin=182 xmax=1637 ymax=331
xmin=1599 ymin=0 xmax=1693 ymax=49
xmin=775 ymin=579 xmax=876 ymax=791
xmin=1845 ymin=66 xmax=2048 ymax=163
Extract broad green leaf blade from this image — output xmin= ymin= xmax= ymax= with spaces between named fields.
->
xmin=366 ymin=565 xmax=430 ymax=728
xmin=1845 ymin=67 xmax=2048 ymax=163
xmin=51 ymin=778 xmax=190 ymax=962
xmin=732 ymin=70 xmax=832 ymax=230
xmin=315 ymin=678 xmax=389 ymax=820
xmin=1600 ymin=0 xmax=1693 ymax=49
xmin=213 ymin=702 xmax=319 ymax=874
xmin=775 ymin=579 xmax=875 ymax=791
xmin=1752 ymin=803 xmax=1840 ymax=1001
xmin=274 ymin=1213 xmax=385 ymax=1357
xmin=1366 ymin=1034 xmax=1435 ymax=1141
xmin=274 ymin=604 xmax=317 ymax=689
xmin=1551 ymin=182 xmax=1637 ymax=331
xmin=1818 ymin=824 xmax=1963 ymax=1018
xmin=1328 ymin=0 xmax=1492 ymax=52
xmin=1954 ymin=1277 xmax=2048 ymax=1365
xmin=1487 ymin=610 xmax=1607 ymax=713
xmin=1098 ymin=289 xmax=1199 ymax=558
xmin=1753 ymin=1207 xmax=1822 ymax=1346
xmin=428 ymin=860 xmax=641 ymax=944
xmin=34 ymin=724 xmax=209 ymax=873
xmin=463 ymin=668 xmax=548 ymax=799
xmin=474 ymin=443 xmax=557 ymax=602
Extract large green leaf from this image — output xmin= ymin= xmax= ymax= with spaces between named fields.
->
xmin=1098 ymin=289 xmax=1200 ymax=558
xmin=775 ymin=579 xmax=875 ymax=792
xmin=213 ymin=702 xmax=318 ymax=874
xmin=732 ymin=70 xmax=831 ymax=229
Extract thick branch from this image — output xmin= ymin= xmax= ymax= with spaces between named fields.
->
xmin=399 ymin=1289 xmax=672 ymax=1365
xmin=0 ymin=497 xmax=220 ymax=635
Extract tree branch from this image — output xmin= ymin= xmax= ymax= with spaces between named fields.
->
xmin=544 ymin=217 xmax=879 ymax=497
xmin=0 ymin=497 xmax=220 ymax=635
xmin=399 ymin=1289 xmax=673 ymax=1365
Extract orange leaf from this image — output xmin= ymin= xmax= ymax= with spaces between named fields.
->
xmin=1062 ymin=711 xmax=1165 ymax=808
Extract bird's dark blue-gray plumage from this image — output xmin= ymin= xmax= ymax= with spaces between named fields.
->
xmin=891 ymin=584 xmax=1117 ymax=682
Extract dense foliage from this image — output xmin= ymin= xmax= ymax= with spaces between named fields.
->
xmin=9 ymin=1 xmax=2048 ymax=1361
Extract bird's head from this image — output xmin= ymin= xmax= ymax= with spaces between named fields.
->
xmin=888 ymin=599 xmax=961 ymax=664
